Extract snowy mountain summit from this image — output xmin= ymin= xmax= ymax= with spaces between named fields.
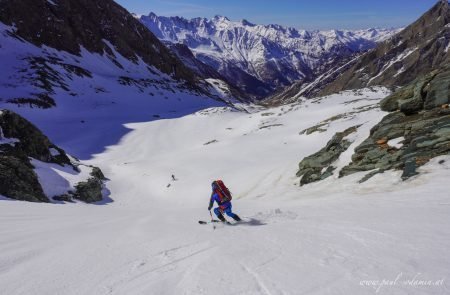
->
xmin=141 ymin=13 xmax=400 ymax=98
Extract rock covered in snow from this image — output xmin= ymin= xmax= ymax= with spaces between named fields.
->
xmin=297 ymin=125 xmax=359 ymax=185
xmin=297 ymin=63 xmax=450 ymax=184
xmin=339 ymin=65 xmax=450 ymax=181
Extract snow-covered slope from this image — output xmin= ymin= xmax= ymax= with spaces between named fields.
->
xmin=0 ymin=0 xmax=239 ymax=204
xmin=0 ymin=21 xmax=229 ymax=159
xmin=0 ymin=0 xmax=239 ymax=150
xmin=141 ymin=13 xmax=400 ymax=98
xmin=1 ymin=87 xmax=449 ymax=294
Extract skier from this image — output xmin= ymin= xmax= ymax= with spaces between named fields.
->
xmin=208 ymin=180 xmax=241 ymax=222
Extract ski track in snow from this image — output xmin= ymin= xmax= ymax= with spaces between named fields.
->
xmin=1 ymin=88 xmax=450 ymax=294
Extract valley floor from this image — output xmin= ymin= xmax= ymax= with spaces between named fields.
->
xmin=1 ymin=89 xmax=449 ymax=294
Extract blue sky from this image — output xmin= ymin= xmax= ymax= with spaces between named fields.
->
xmin=116 ymin=0 xmax=439 ymax=30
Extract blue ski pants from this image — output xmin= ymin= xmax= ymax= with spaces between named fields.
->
xmin=214 ymin=204 xmax=238 ymax=219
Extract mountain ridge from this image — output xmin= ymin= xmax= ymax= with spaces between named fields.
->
xmin=141 ymin=13 xmax=400 ymax=99
xmin=271 ymin=0 xmax=450 ymax=101
xmin=0 ymin=0 xmax=202 ymax=85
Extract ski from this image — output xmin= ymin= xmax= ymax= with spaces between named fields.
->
xmin=198 ymin=220 xmax=234 ymax=225
xmin=198 ymin=220 xmax=220 ymax=224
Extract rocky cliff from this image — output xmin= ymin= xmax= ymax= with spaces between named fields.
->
xmin=340 ymin=66 xmax=450 ymax=180
xmin=297 ymin=65 xmax=450 ymax=185
xmin=0 ymin=110 xmax=106 ymax=203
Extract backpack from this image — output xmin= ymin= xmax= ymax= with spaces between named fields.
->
xmin=213 ymin=180 xmax=232 ymax=203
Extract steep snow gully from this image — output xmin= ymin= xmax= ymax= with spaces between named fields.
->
xmin=1 ymin=89 xmax=449 ymax=294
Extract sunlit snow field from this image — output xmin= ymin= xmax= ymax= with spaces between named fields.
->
xmin=1 ymin=88 xmax=449 ymax=294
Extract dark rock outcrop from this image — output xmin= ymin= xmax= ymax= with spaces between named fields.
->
xmin=0 ymin=156 xmax=48 ymax=202
xmin=0 ymin=110 xmax=106 ymax=203
xmin=297 ymin=126 xmax=359 ymax=185
xmin=0 ymin=110 xmax=71 ymax=165
xmin=73 ymin=177 xmax=103 ymax=203
xmin=53 ymin=173 xmax=104 ymax=203
xmin=90 ymin=167 xmax=106 ymax=181
xmin=379 ymin=71 xmax=440 ymax=114
xmin=0 ymin=110 xmax=73 ymax=202
xmin=339 ymin=66 xmax=450 ymax=181
xmin=296 ymin=64 xmax=450 ymax=184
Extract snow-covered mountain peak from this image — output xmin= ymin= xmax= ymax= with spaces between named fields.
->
xmin=141 ymin=13 xmax=400 ymax=98
xmin=143 ymin=13 xmax=398 ymax=45
xmin=240 ymin=19 xmax=255 ymax=27
xmin=212 ymin=15 xmax=230 ymax=22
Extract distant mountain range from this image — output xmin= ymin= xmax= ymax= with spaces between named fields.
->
xmin=269 ymin=0 xmax=450 ymax=103
xmin=141 ymin=13 xmax=400 ymax=99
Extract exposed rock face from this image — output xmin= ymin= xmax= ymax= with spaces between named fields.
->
xmin=73 ymin=176 xmax=104 ymax=203
xmin=296 ymin=64 xmax=450 ymax=184
xmin=90 ymin=167 xmax=106 ymax=180
xmin=379 ymin=71 xmax=441 ymax=114
xmin=0 ymin=110 xmax=106 ymax=203
xmin=0 ymin=110 xmax=71 ymax=165
xmin=54 ymin=167 xmax=106 ymax=203
xmin=297 ymin=126 xmax=359 ymax=185
xmin=0 ymin=110 xmax=61 ymax=202
xmin=0 ymin=0 xmax=199 ymax=85
xmin=339 ymin=66 xmax=450 ymax=181
xmin=0 ymin=156 xmax=48 ymax=202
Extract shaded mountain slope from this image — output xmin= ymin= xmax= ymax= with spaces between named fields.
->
xmin=0 ymin=0 xmax=198 ymax=84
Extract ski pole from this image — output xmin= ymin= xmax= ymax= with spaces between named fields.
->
xmin=209 ymin=210 xmax=216 ymax=230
